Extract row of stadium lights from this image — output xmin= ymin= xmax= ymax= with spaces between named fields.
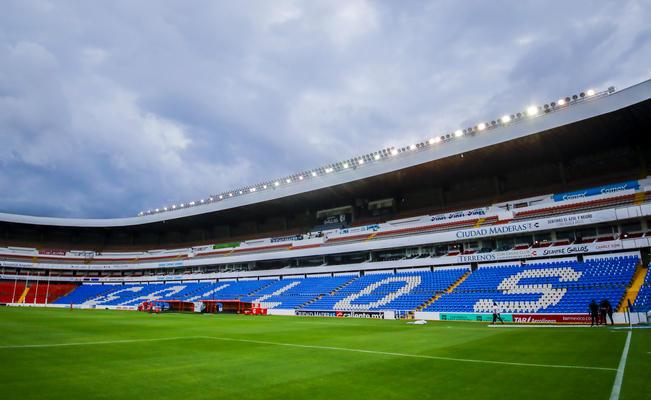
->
xmin=139 ymin=88 xmax=607 ymax=216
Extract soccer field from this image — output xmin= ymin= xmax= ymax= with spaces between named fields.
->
xmin=0 ymin=308 xmax=649 ymax=400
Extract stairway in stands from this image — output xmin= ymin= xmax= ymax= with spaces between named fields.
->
xmin=16 ymin=285 xmax=30 ymax=304
xmin=415 ymin=270 xmax=471 ymax=311
xmin=618 ymin=262 xmax=647 ymax=311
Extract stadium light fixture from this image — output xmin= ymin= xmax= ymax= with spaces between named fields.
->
xmin=325 ymin=167 xmax=334 ymax=173
xmin=526 ymin=106 xmax=538 ymax=116
xmin=500 ymin=115 xmax=511 ymax=123
xmin=477 ymin=123 xmax=486 ymax=131
xmin=299 ymin=175 xmax=304 ymax=180
xmin=238 ymin=191 xmax=243 ymax=194
xmin=358 ymin=158 xmax=364 ymax=165
xmin=155 ymin=208 xmax=159 ymax=212
xmin=274 ymin=181 xmax=280 ymax=187
xmin=263 ymin=184 xmax=267 ymax=189
xmin=311 ymin=171 xmax=317 ymax=177
xmin=390 ymin=148 xmax=398 ymax=156
xmin=286 ymin=178 xmax=291 ymax=183
xmin=250 ymin=188 xmax=256 ymax=192
xmin=374 ymin=154 xmax=381 ymax=160
xmin=343 ymin=162 xmax=349 ymax=169
xmin=557 ymin=98 xmax=566 ymax=106
xmin=180 ymin=203 xmax=185 ymax=207
xmin=409 ymin=144 xmax=417 ymax=150
xmin=228 ymin=193 xmax=233 ymax=197
xmin=586 ymin=89 xmax=595 ymax=96
xmin=454 ymin=129 xmax=463 ymax=137
xmin=172 ymin=205 xmax=176 ymax=209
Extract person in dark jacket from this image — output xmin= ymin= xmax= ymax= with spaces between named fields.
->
xmin=603 ymin=299 xmax=614 ymax=325
xmin=589 ymin=300 xmax=599 ymax=326
xmin=599 ymin=299 xmax=608 ymax=325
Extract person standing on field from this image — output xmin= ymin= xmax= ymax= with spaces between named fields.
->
xmin=492 ymin=302 xmax=504 ymax=324
xmin=589 ymin=299 xmax=599 ymax=326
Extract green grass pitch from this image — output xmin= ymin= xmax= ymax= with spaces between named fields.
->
xmin=0 ymin=307 xmax=649 ymax=400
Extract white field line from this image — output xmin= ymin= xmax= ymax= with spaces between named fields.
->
xmin=609 ymin=330 xmax=632 ymax=400
xmin=199 ymin=336 xmax=616 ymax=372
xmin=0 ymin=335 xmax=618 ymax=372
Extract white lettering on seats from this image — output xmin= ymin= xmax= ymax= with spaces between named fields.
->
xmin=187 ymin=284 xmax=230 ymax=302
xmin=255 ymin=281 xmax=301 ymax=309
xmin=82 ymin=286 xmax=144 ymax=306
xmin=334 ymin=276 xmax=421 ymax=310
xmin=473 ymin=267 xmax=582 ymax=313
xmin=121 ymin=285 xmax=188 ymax=305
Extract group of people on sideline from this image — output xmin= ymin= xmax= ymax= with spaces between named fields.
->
xmin=589 ymin=299 xmax=614 ymax=326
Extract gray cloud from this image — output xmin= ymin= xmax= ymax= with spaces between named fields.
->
xmin=1 ymin=0 xmax=650 ymax=217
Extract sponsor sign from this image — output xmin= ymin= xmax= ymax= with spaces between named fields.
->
xmin=295 ymin=310 xmax=385 ymax=319
xmin=38 ymin=249 xmax=67 ymax=256
xmin=212 ymin=242 xmax=241 ymax=250
xmin=432 ymin=208 xmax=488 ymax=222
xmin=338 ymin=224 xmax=380 ymax=235
xmin=512 ymin=314 xmax=591 ymax=324
xmin=271 ymin=234 xmax=304 ymax=243
xmin=552 ymin=180 xmax=639 ymax=202
xmin=439 ymin=312 xmax=513 ymax=322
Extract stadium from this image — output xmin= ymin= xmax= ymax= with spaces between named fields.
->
xmin=1 ymin=77 xmax=650 ymax=399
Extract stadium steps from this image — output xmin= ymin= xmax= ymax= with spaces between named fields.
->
xmin=415 ymin=270 xmax=472 ymax=311
xmin=618 ymin=263 xmax=647 ymax=311
xmin=297 ymin=294 xmax=323 ymax=309
xmin=245 ymin=281 xmax=276 ymax=297
xmin=328 ymin=277 xmax=358 ymax=295
xmin=16 ymin=286 xmax=30 ymax=303
xmin=634 ymin=192 xmax=646 ymax=205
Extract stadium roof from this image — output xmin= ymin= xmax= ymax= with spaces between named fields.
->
xmin=1 ymin=79 xmax=650 ymax=229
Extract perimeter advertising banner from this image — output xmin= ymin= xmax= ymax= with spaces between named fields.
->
xmin=439 ymin=312 xmax=513 ymax=322
xmin=511 ymin=314 xmax=591 ymax=324
xmin=295 ymin=310 xmax=385 ymax=319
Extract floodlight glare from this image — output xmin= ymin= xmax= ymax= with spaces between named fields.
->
xmin=586 ymin=89 xmax=595 ymax=96
xmin=286 ymin=178 xmax=291 ymax=183
xmin=299 ymin=175 xmax=304 ymax=180
xmin=219 ymin=195 xmax=223 ymax=199
xmin=228 ymin=193 xmax=233 ymax=197
xmin=325 ymin=167 xmax=334 ymax=173
xmin=172 ymin=205 xmax=176 ymax=209
xmin=250 ymin=188 xmax=256 ymax=192
xmin=477 ymin=123 xmax=486 ymax=131
xmin=358 ymin=158 xmax=364 ymax=164
xmin=526 ymin=106 xmax=538 ymax=116
xmin=557 ymin=98 xmax=566 ymax=106
xmin=155 ymin=208 xmax=159 ymax=212
xmin=454 ymin=129 xmax=463 ymax=137
xmin=263 ymin=185 xmax=267 ymax=189
xmin=343 ymin=163 xmax=349 ymax=169
xmin=374 ymin=154 xmax=381 ymax=160
xmin=390 ymin=149 xmax=398 ymax=156
xmin=274 ymin=181 xmax=280 ymax=186
xmin=409 ymin=144 xmax=416 ymax=150
xmin=311 ymin=171 xmax=317 ymax=177
xmin=500 ymin=115 xmax=511 ymax=123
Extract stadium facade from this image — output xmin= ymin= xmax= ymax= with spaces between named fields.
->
xmin=1 ymin=79 xmax=651 ymax=322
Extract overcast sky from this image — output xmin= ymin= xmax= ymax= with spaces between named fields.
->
xmin=1 ymin=1 xmax=650 ymax=218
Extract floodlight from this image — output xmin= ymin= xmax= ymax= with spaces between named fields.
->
xmin=374 ymin=154 xmax=381 ymax=160
xmin=311 ymin=171 xmax=317 ymax=177
xmin=286 ymin=178 xmax=291 ymax=183
xmin=358 ymin=158 xmax=364 ymax=164
xmin=454 ymin=129 xmax=463 ymax=137
xmin=557 ymin=98 xmax=566 ymax=106
xmin=586 ymin=89 xmax=595 ymax=96
xmin=500 ymin=115 xmax=511 ymax=123
xmin=274 ymin=181 xmax=280 ymax=187
xmin=250 ymin=188 xmax=256 ymax=192
xmin=526 ymin=106 xmax=538 ymax=116
xmin=299 ymin=175 xmax=304 ymax=180
xmin=390 ymin=148 xmax=398 ymax=156
xmin=477 ymin=123 xmax=486 ymax=131
xmin=409 ymin=144 xmax=416 ymax=150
